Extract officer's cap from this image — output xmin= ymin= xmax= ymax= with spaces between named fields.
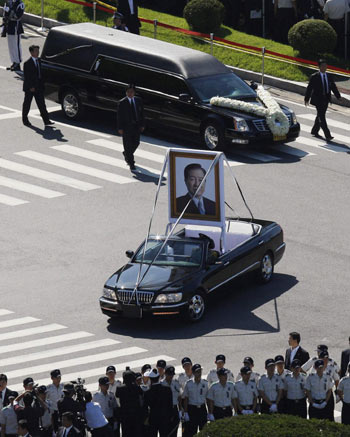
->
xmin=215 ymin=354 xmax=226 ymax=363
xmin=63 ymin=383 xmax=75 ymax=393
xmin=144 ymin=368 xmax=159 ymax=379
xmin=316 ymin=344 xmax=328 ymax=352
xmin=37 ymin=385 xmax=47 ymax=394
xmin=240 ymin=366 xmax=252 ymax=375
xmin=106 ymin=365 xmax=116 ymax=374
xmin=291 ymin=359 xmax=301 ymax=368
xmin=156 ymin=359 xmax=167 ymax=369
xmin=23 ymin=377 xmax=34 ymax=386
xmin=314 ymin=359 xmax=324 ymax=369
xmin=50 ymin=369 xmax=61 ymax=378
xmin=8 ymin=391 xmax=18 ymax=399
xmin=265 ymin=358 xmax=275 ymax=368
xmin=181 ymin=357 xmax=192 ymax=366
xmin=134 ymin=372 xmax=142 ymax=380
xmin=319 ymin=350 xmax=329 ymax=359
xmin=165 ymin=365 xmax=175 ymax=376
xmin=141 ymin=364 xmax=152 ymax=373
xmin=191 ymin=364 xmax=202 ymax=373
xmin=99 ymin=376 xmax=109 ymax=386
xmin=113 ymin=12 xmax=124 ymax=19
xmin=217 ymin=367 xmax=229 ymax=376
xmin=274 ymin=355 xmax=285 ymax=364
xmin=243 ymin=357 xmax=254 ymax=365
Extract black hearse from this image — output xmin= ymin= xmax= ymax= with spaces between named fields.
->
xmin=41 ymin=23 xmax=300 ymax=150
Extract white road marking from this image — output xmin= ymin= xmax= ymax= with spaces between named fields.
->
xmin=0 ymin=105 xmax=61 ymax=121
xmin=296 ymin=134 xmax=349 ymax=153
xmin=0 ymin=339 xmax=120 ymax=367
xmin=6 ymin=347 xmax=148 ymax=379
xmin=269 ymin=144 xmax=316 ymax=157
xmin=0 ymin=158 xmax=101 ymax=191
xmin=10 ymin=355 xmax=176 ymax=391
xmin=293 ymin=136 xmax=337 ymax=153
xmin=0 ymin=175 xmax=65 ymax=198
xmin=0 ymin=317 xmax=40 ymax=329
xmin=51 ymin=145 xmax=163 ymax=177
xmin=0 ymin=193 xmax=28 ymax=206
xmin=298 ymin=113 xmax=350 ymax=131
xmin=275 ymin=97 xmax=315 ymax=110
xmin=233 ymin=149 xmax=281 ymax=162
xmin=0 ymin=324 xmax=66 ymax=341
xmin=16 ymin=150 xmax=136 ymax=184
xmin=1 ymin=331 xmax=94 ymax=354
xmin=0 ymin=309 xmax=14 ymax=316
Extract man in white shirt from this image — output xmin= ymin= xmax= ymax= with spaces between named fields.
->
xmin=84 ymin=392 xmax=113 ymax=436
xmin=285 ymin=332 xmax=310 ymax=370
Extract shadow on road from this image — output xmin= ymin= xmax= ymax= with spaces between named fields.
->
xmin=106 ymin=273 xmax=298 ymax=340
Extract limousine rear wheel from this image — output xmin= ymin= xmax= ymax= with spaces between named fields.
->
xmin=256 ymin=251 xmax=274 ymax=284
xmin=62 ymin=90 xmax=83 ymax=120
xmin=184 ymin=291 xmax=206 ymax=323
xmin=202 ymin=121 xmax=226 ymax=151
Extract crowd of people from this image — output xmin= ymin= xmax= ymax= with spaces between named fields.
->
xmin=0 ymin=333 xmax=349 ymax=437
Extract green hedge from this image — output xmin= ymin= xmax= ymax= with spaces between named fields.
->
xmin=183 ymin=0 xmax=225 ymax=34
xmin=196 ymin=414 xmax=350 ymax=437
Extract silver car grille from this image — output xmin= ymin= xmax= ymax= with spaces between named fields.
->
xmin=253 ymin=114 xmax=292 ymax=132
xmin=117 ymin=290 xmax=154 ymax=304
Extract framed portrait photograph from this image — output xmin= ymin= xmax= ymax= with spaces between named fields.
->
xmin=168 ymin=149 xmax=225 ymax=226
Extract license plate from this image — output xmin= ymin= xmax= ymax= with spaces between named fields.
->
xmin=273 ymin=135 xmax=287 ymax=142
xmin=122 ymin=304 xmax=143 ymax=319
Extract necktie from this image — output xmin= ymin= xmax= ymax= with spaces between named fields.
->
xmin=198 ymin=198 xmax=205 ymax=215
xmin=131 ymin=99 xmax=137 ymax=121
xmin=35 ymin=59 xmax=41 ymax=78
xmin=322 ymin=73 xmax=328 ymax=95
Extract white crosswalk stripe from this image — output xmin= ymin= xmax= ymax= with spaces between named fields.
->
xmin=0 ymin=323 xmax=66 ymax=341
xmin=0 ymin=193 xmax=28 ymax=206
xmin=0 ymin=309 xmax=14 ymax=316
xmin=298 ymin=113 xmax=350 ymax=132
xmin=0 ymin=316 xmax=40 ymax=328
xmin=0 ymin=175 xmax=65 ymax=198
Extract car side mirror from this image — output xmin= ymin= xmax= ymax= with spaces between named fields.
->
xmin=179 ymin=93 xmax=193 ymax=103
xmin=126 ymin=250 xmax=134 ymax=259
xmin=250 ymin=81 xmax=258 ymax=91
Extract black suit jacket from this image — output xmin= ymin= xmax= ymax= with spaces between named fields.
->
xmin=1 ymin=387 xmax=17 ymax=407
xmin=144 ymin=384 xmax=173 ymax=425
xmin=340 ymin=348 xmax=350 ymax=378
xmin=117 ymin=0 xmax=140 ymax=20
xmin=117 ymin=96 xmax=145 ymax=131
xmin=305 ymin=71 xmax=340 ymax=106
xmin=285 ymin=346 xmax=310 ymax=370
xmin=23 ymin=57 xmax=44 ymax=92
xmin=56 ymin=426 xmax=81 ymax=437
xmin=176 ymin=192 xmax=216 ymax=216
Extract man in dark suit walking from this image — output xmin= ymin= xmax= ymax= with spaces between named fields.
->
xmin=117 ymin=0 xmax=140 ymax=34
xmin=117 ymin=84 xmax=145 ymax=171
xmin=340 ymin=336 xmax=350 ymax=378
xmin=0 ymin=373 xmax=17 ymax=408
xmin=22 ymin=45 xmax=53 ymax=128
xmin=176 ymin=163 xmax=216 ymax=216
xmin=285 ymin=332 xmax=310 ymax=370
xmin=305 ymin=59 xmax=341 ymax=141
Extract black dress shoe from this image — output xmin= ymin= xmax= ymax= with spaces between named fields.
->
xmin=326 ymin=136 xmax=334 ymax=142
xmin=13 ymin=63 xmax=21 ymax=71
xmin=6 ymin=63 xmax=15 ymax=71
xmin=312 ymin=133 xmax=322 ymax=139
xmin=129 ymin=163 xmax=136 ymax=171
xmin=23 ymin=121 xmax=32 ymax=127
xmin=44 ymin=120 xmax=55 ymax=126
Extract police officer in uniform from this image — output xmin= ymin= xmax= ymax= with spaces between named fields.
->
xmin=182 ymin=364 xmax=208 ymax=437
xmin=105 ymin=366 xmax=121 ymax=437
xmin=161 ymin=366 xmax=181 ymax=437
xmin=46 ymin=369 xmax=64 ymax=433
xmin=93 ymin=377 xmax=118 ymax=431
xmin=207 ymin=368 xmax=236 ymax=420
xmin=178 ymin=357 xmax=193 ymax=391
xmin=37 ymin=385 xmax=54 ymax=436
xmin=338 ymin=362 xmax=350 ymax=425
xmin=236 ymin=357 xmax=260 ymax=384
xmin=274 ymin=355 xmax=291 ymax=414
xmin=305 ymin=359 xmax=334 ymax=420
xmin=140 ymin=364 xmax=151 ymax=392
xmin=258 ymin=359 xmax=283 ymax=414
xmin=206 ymin=355 xmax=234 ymax=387
xmin=2 ymin=0 xmax=25 ymax=71
xmin=112 ymin=12 xmax=128 ymax=31
xmin=283 ymin=359 xmax=307 ymax=418
xmin=302 ymin=345 xmax=339 ymax=375
xmin=234 ymin=366 xmax=259 ymax=415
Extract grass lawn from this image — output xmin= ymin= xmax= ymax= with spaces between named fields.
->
xmin=4 ymin=0 xmax=348 ymax=82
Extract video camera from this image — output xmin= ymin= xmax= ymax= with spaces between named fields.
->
xmin=70 ymin=378 xmax=87 ymax=402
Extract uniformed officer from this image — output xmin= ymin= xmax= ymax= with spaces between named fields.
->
xmin=2 ymin=0 xmax=25 ymax=71
xmin=234 ymin=366 xmax=258 ymax=415
xmin=162 ymin=365 xmax=181 ymax=437
xmin=206 ymin=355 xmax=234 ymax=387
xmin=37 ymin=385 xmax=54 ymax=436
xmin=337 ymin=362 xmax=350 ymax=425
xmin=302 ymin=344 xmax=340 ymax=376
xmin=140 ymin=364 xmax=151 ymax=392
xmin=93 ymin=377 xmax=118 ymax=430
xmin=283 ymin=359 xmax=307 ymax=418
xmin=105 ymin=366 xmax=121 ymax=437
xmin=46 ymin=369 xmax=64 ymax=433
xmin=156 ymin=359 xmax=167 ymax=381
xmin=258 ymin=359 xmax=283 ymax=414
xmin=178 ymin=357 xmax=193 ymax=391
xmin=236 ymin=357 xmax=260 ymax=384
xmin=207 ymin=368 xmax=236 ymax=420
xmin=274 ymin=355 xmax=291 ymax=414
xmin=182 ymin=364 xmax=208 ymax=437
xmin=305 ymin=359 xmax=334 ymax=420
xmin=0 ymin=390 xmax=18 ymax=437
xmin=112 ymin=12 xmax=129 ymax=31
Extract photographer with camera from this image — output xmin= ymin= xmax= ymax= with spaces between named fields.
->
xmin=15 ymin=391 xmax=45 ymax=437
xmin=1 ymin=0 xmax=25 ymax=71
xmin=57 ymin=383 xmax=85 ymax=435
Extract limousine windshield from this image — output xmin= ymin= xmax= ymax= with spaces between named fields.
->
xmin=189 ymin=73 xmax=256 ymax=103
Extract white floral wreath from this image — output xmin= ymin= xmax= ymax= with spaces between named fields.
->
xmin=210 ymin=86 xmax=290 ymax=137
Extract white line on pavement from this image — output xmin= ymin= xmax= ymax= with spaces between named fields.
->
xmin=0 ymin=193 xmax=28 ymax=206
xmin=298 ymin=128 xmax=350 ymax=152
xmin=293 ymin=136 xmax=337 ymax=153
xmin=0 ymin=317 xmax=40 ymax=329
xmin=0 ymin=175 xmax=65 ymax=198
xmin=0 ymin=324 xmax=66 ymax=341
xmin=299 ymin=113 xmax=350 ymax=135
xmin=269 ymin=144 xmax=315 ymax=157
xmin=233 ymin=149 xmax=281 ymax=162
xmin=0 ymin=309 xmax=14 ymax=316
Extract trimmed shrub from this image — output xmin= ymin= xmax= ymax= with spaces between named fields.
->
xmin=196 ymin=414 xmax=350 ymax=437
xmin=183 ymin=0 xmax=225 ymax=34
xmin=288 ymin=19 xmax=337 ymax=57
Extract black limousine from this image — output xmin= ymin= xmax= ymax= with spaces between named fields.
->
xmin=99 ymin=219 xmax=285 ymax=322
xmin=41 ymin=23 xmax=300 ymax=151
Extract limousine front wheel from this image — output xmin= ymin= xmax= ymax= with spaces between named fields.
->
xmin=62 ymin=90 xmax=83 ymax=120
xmin=184 ymin=292 xmax=206 ymax=323
xmin=202 ymin=121 xmax=225 ymax=151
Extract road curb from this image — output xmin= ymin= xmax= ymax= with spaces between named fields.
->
xmin=2 ymin=8 xmax=350 ymax=108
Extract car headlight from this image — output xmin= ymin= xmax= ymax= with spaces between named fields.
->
xmin=103 ymin=287 xmax=117 ymax=300
xmin=154 ymin=293 xmax=183 ymax=304
xmin=291 ymin=111 xmax=297 ymax=125
xmin=233 ymin=117 xmax=249 ymax=132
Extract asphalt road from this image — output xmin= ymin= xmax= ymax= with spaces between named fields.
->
xmin=0 ymin=26 xmax=349 ymax=422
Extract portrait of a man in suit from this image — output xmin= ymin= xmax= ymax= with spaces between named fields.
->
xmin=176 ymin=163 xmax=216 ymax=216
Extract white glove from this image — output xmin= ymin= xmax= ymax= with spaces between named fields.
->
xmin=246 ymin=409 xmax=254 ymax=415
xmin=207 ymin=413 xmax=215 ymax=421
xmin=319 ymin=401 xmax=327 ymax=409
xmin=241 ymin=409 xmax=249 ymax=415
xmin=184 ymin=412 xmax=190 ymax=422
xmin=269 ymin=403 xmax=278 ymax=413
xmin=312 ymin=403 xmax=321 ymax=409
xmin=3 ymin=5 xmax=9 ymax=11
xmin=178 ymin=410 xmax=183 ymax=420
